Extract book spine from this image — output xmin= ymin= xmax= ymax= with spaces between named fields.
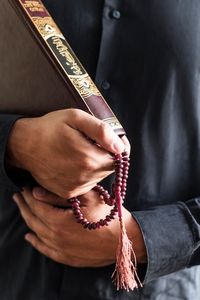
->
xmin=13 ymin=0 xmax=125 ymax=136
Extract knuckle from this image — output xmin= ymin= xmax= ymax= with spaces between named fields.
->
xmin=97 ymin=122 xmax=111 ymax=141
xmin=82 ymin=156 xmax=96 ymax=171
xmin=68 ymin=108 xmax=81 ymax=122
xmin=50 ymin=223 xmax=63 ymax=237
xmin=26 ymin=219 xmax=34 ymax=230
xmin=48 ymin=229 xmax=58 ymax=242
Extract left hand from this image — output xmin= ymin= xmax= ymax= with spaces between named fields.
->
xmin=13 ymin=187 xmax=147 ymax=267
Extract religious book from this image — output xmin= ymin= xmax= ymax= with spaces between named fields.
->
xmin=0 ymin=0 xmax=124 ymax=136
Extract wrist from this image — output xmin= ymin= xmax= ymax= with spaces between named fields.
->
xmin=124 ymin=209 xmax=147 ymax=264
xmin=6 ymin=117 xmax=37 ymax=170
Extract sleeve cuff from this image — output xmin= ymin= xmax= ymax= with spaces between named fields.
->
xmin=132 ymin=202 xmax=195 ymax=283
xmin=0 ymin=114 xmax=23 ymax=192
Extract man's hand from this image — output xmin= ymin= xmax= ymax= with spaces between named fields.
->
xmin=7 ymin=109 xmax=129 ymax=199
xmin=13 ymin=187 xmax=147 ymax=267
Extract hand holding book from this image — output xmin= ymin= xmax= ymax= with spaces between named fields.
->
xmin=7 ymin=108 xmax=127 ymax=199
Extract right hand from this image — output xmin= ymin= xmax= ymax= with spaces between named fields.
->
xmin=7 ymin=109 xmax=129 ymax=198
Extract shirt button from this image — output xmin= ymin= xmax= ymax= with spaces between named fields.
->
xmin=101 ymin=80 xmax=111 ymax=90
xmin=110 ymin=10 xmax=121 ymax=19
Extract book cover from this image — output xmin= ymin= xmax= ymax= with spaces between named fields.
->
xmin=0 ymin=0 xmax=125 ymax=135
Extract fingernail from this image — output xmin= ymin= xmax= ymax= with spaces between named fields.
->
xmin=113 ymin=140 xmax=124 ymax=154
xmin=13 ymin=193 xmax=19 ymax=203
xmin=24 ymin=233 xmax=31 ymax=242
xmin=33 ymin=187 xmax=46 ymax=198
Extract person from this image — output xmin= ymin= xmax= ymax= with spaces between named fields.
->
xmin=1 ymin=1 xmax=200 ymax=299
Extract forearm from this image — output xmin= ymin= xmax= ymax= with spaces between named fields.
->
xmin=0 ymin=113 xmax=23 ymax=191
xmin=6 ymin=117 xmax=36 ymax=170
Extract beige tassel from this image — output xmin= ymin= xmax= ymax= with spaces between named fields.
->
xmin=112 ymin=217 xmax=142 ymax=291
xmin=112 ymin=189 xmax=142 ymax=291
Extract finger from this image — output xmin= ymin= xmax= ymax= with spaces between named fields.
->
xmin=25 ymin=233 xmax=59 ymax=262
xmin=21 ymin=187 xmax=72 ymax=225
xmin=121 ymin=136 xmax=131 ymax=156
xmin=13 ymin=193 xmax=50 ymax=238
xmin=32 ymin=187 xmax=71 ymax=207
xmin=66 ymin=109 xmax=125 ymax=154
xmin=25 ymin=233 xmax=114 ymax=267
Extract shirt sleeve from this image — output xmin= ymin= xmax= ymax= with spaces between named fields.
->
xmin=0 ymin=113 xmax=23 ymax=192
xmin=132 ymin=198 xmax=200 ymax=283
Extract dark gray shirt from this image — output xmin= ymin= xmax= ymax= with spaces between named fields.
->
xmin=0 ymin=1 xmax=200 ymax=299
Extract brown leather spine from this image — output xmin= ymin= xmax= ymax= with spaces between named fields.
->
xmin=5 ymin=0 xmax=125 ymax=136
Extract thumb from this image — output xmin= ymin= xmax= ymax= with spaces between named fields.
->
xmin=66 ymin=109 xmax=126 ymax=154
xmin=32 ymin=187 xmax=71 ymax=208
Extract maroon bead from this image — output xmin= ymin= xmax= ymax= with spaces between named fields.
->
xmin=115 ymin=164 xmax=122 ymax=170
xmin=115 ymin=186 xmax=121 ymax=192
xmin=84 ymin=222 xmax=89 ymax=229
xmin=75 ymin=214 xmax=81 ymax=219
xmin=116 ymin=172 xmax=122 ymax=178
xmin=122 ymin=151 xmax=128 ymax=156
xmin=87 ymin=223 xmax=93 ymax=230
xmin=116 ymin=166 xmax=123 ymax=172
xmin=116 ymin=180 xmax=122 ymax=186
xmin=81 ymin=218 xmax=87 ymax=225
xmin=92 ymin=222 xmax=97 ymax=229
xmin=74 ymin=212 xmax=81 ymax=218
xmin=116 ymin=178 xmax=123 ymax=185
xmin=121 ymin=186 xmax=126 ymax=191
xmin=72 ymin=202 xmax=79 ymax=209
xmin=100 ymin=219 xmax=105 ymax=226
xmin=69 ymin=199 xmax=75 ymax=204
xmin=102 ymin=192 xmax=110 ymax=198
xmin=77 ymin=218 xmax=83 ymax=223
xmin=116 ymin=190 xmax=122 ymax=198
xmin=123 ymin=168 xmax=129 ymax=174
xmin=74 ymin=208 xmax=81 ymax=215
xmin=106 ymin=215 xmax=111 ymax=221
xmin=96 ymin=186 xmax=103 ymax=192
xmin=123 ymin=157 xmax=130 ymax=161
xmin=115 ymin=154 xmax=122 ymax=160
xmin=111 ymin=209 xmax=117 ymax=215
xmin=103 ymin=220 xmax=108 ymax=226
xmin=107 ymin=198 xmax=115 ymax=206
xmin=96 ymin=222 xmax=101 ymax=229
xmin=113 ymin=206 xmax=118 ymax=212
xmin=72 ymin=198 xmax=80 ymax=204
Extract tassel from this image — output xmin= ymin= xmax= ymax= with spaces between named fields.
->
xmin=112 ymin=184 xmax=142 ymax=291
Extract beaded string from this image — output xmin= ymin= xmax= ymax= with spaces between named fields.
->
xmin=69 ymin=151 xmax=130 ymax=230
xmin=69 ymin=151 xmax=141 ymax=291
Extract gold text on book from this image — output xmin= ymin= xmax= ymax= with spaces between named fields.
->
xmin=70 ymin=75 xmax=101 ymax=98
xmin=52 ymin=36 xmax=83 ymax=76
xmin=32 ymin=17 xmax=101 ymax=98
xmin=24 ymin=0 xmax=45 ymax=12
